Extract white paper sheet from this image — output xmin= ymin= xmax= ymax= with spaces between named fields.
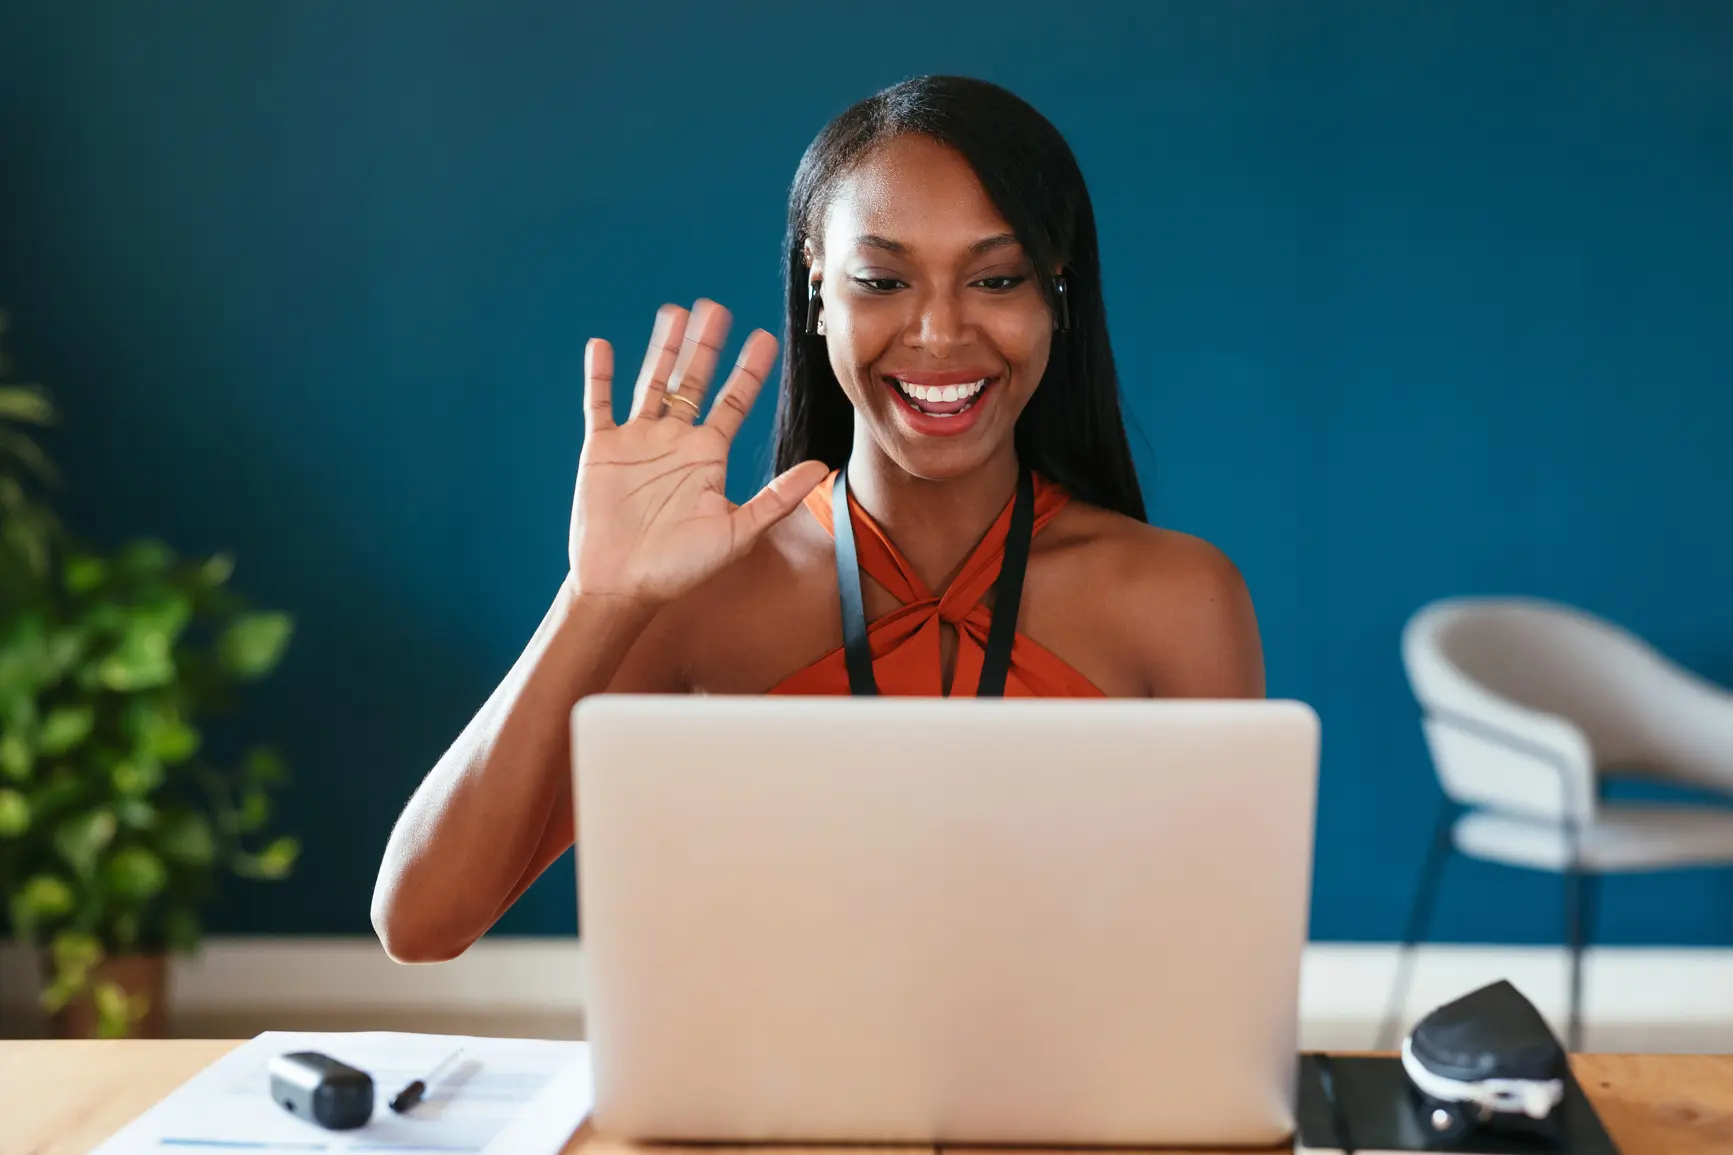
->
xmin=92 ymin=1030 xmax=593 ymax=1154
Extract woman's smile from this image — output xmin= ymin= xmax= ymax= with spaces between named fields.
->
xmin=880 ymin=369 xmax=1001 ymax=436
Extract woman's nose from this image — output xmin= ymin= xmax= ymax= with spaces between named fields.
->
xmin=905 ymin=289 xmax=972 ymax=357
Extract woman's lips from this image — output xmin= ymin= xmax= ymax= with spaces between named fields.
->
xmin=881 ymin=373 xmax=998 ymax=436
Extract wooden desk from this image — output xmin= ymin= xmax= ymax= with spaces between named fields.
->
xmin=3 ymin=1040 xmax=1729 ymax=1155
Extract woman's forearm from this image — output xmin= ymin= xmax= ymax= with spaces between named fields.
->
xmin=369 ymin=580 xmax=657 ymax=962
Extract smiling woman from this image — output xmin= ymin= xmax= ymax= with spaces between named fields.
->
xmin=801 ymin=137 xmax=1055 ymax=464
xmin=371 ymin=75 xmax=1264 ymax=964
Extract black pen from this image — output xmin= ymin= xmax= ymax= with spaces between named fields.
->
xmin=388 ymin=1047 xmax=465 ymax=1114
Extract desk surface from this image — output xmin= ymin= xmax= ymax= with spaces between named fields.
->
xmin=2 ymin=1040 xmax=1729 ymax=1155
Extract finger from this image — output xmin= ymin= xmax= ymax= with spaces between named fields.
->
xmin=730 ymin=460 xmax=831 ymax=546
xmin=583 ymin=339 xmax=615 ymax=432
xmin=629 ymin=305 xmax=689 ymax=421
xmin=662 ymin=299 xmax=732 ymax=423
xmin=703 ymin=328 xmax=779 ymax=441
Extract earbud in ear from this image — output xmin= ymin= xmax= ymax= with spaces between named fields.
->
xmin=806 ymin=282 xmax=824 ymax=336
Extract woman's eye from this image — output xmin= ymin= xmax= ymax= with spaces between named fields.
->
xmin=974 ymin=275 xmax=1026 ymax=292
xmin=852 ymin=277 xmax=906 ymax=293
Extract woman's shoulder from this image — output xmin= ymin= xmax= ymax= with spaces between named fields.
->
xmin=1038 ymin=498 xmax=1264 ymax=697
xmin=1044 ymin=499 xmax=1246 ymax=600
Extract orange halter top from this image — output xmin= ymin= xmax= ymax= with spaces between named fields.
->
xmin=769 ymin=471 xmax=1105 ymax=698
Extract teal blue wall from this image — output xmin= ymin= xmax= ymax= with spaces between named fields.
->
xmin=3 ymin=2 xmax=1731 ymax=944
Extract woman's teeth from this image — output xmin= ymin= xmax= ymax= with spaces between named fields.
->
xmin=895 ymin=378 xmax=987 ymax=403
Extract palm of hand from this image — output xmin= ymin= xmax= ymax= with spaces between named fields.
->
xmin=566 ymin=299 xmax=828 ymax=606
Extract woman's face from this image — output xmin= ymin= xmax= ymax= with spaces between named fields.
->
xmin=811 ymin=133 xmax=1054 ymax=481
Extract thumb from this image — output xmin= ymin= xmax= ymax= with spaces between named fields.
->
xmin=731 ymin=461 xmax=831 ymax=546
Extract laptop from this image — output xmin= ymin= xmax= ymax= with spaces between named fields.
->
xmin=572 ymin=695 xmax=1319 ymax=1147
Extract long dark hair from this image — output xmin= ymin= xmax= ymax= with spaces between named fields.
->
xmin=771 ymin=75 xmax=1145 ymax=522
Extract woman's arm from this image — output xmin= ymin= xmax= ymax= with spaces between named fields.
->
xmin=1129 ymin=530 xmax=1265 ymax=699
xmin=370 ymin=301 xmax=826 ymax=963
xmin=369 ymin=583 xmax=664 ymax=963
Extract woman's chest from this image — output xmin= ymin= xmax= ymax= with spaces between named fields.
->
xmin=675 ymin=546 xmax=1152 ymax=697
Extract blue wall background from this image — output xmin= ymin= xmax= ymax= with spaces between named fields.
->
xmin=2 ymin=1 xmax=1731 ymax=945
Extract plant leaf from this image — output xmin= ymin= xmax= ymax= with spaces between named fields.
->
xmin=110 ymin=757 xmax=166 ymax=796
xmin=51 ymin=929 xmax=103 ymax=974
xmin=236 ymin=835 xmax=299 ymax=881
xmin=200 ymin=552 xmax=234 ymax=586
xmin=94 ymin=979 xmax=141 ymax=1038
xmin=10 ymin=874 xmax=76 ymax=936
xmin=0 ymin=689 xmax=36 ymax=737
xmin=44 ymin=628 xmax=87 ymax=682
xmin=37 ymin=705 xmax=95 ymax=756
xmin=0 ymin=787 xmax=30 ymax=836
xmin=0 ymin=384 xmax=54 ymax=424
xmin=0 ymin=516 xmax=50 ymax=578
xmin=106 ymin=845 xmax=168 ymax=900
xmin=0 ymin=427 xmax=60 ymax=486
xmin=96 ymin=633 xmax=176 ymax=691
xmin=40 ymin=930 xmax=102 ymax=1015
xmin=115 ymin=539 xmax=175 ymax=576
xmin=115 ymin=797 xmax=157 ymax=829
xmin=63 ymin=553 xmax=106 ymax=593
xmin=128 ymin=590 xmax=193 ymax=648
xmin=0 ymin=731 xmax=32 ymax=781
xmin=53 ymin=809 xmax=118 ymax=876
xmin=144 ymin=716 xmax=200 ymax=765
xmin=155 ymin=810 xmax=216 ymax=866
xmin=237 ymin=788 xmax=270 ymax=832
xmin=0 ymin=611 xmax=50 ymax=693
xmin=217 ymin=612 xmax=293 ymax=678
xmin=241 ymin=746 xmax=288 ymax=787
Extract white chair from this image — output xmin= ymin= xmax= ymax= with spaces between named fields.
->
xmin=1380 ymin=596 xmax=1733 ymax=1051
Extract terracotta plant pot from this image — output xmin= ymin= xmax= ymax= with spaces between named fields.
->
xmin=47 ymin=952 xmax=171 ymax=1039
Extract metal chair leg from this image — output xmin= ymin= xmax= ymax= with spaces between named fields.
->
xmin=1377 ymin=802 xmax=1457 ymax=1051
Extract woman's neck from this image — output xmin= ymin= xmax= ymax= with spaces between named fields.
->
xmin=843 ymin=438 xmax=1021 ymax=593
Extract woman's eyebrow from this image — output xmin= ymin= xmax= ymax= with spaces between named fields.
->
xmin=850 ymin=234 xmax=902 ymax=255
xmin=852 ymin=232 xmax=1023 ymax=257
xmin=968 ymin=233 xmax=1021 ymax=256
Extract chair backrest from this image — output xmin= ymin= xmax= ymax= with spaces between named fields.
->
xmin=1402 ymin=598 xmax=1607 ymax=823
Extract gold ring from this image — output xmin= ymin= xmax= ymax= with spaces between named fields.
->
xmin=664 ymin=392 xmax=701 ymax=418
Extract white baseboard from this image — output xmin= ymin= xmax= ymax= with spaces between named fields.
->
xmin=0 ymin=936 xmax=586 ymax=1034
xmin=6 ymin=937 xmax=1732 ymax=1049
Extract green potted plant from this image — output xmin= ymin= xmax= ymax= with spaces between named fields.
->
xmin=0 ymin=316 xmax=300 ymax=1038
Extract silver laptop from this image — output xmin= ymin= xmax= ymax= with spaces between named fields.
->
xmin=572 ymin=696 xmax=1319 ymax=1147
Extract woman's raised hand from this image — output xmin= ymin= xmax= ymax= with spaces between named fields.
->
xmin=567 ymin=299 xmax=829 ymax=606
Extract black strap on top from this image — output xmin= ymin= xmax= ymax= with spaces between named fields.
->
xmin=833 ymin=470 xmax=879 ymax=696
xmin=833 ymin=467 xmax=1036 ymax=698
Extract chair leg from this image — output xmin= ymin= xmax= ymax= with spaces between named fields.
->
xmin=1565 ymin=864 xmax=1599 ymax=1053
xmin=1377 ymin=802 xmax=1456 ymax=1051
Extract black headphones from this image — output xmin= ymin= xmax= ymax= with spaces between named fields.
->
xmin=805 ymin=275 xmax=1071 ymax=335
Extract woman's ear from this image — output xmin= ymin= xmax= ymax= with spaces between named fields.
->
xmin=802 ymin=236 xmax=819 ymax=270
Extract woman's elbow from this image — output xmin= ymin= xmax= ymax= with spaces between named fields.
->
xmin=370 ymin=885 xmax=475 ymax=965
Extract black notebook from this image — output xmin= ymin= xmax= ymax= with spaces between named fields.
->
xmin=1295 ymin=1054 xmax=1619 ymax=1154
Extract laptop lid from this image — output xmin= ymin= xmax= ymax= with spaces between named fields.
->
xmin=573 ymin=696 xmax=1319 ymax=1146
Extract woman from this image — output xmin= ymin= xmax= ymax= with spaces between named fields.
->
xmin=372 ymin=76 xmax=1263 ymax=963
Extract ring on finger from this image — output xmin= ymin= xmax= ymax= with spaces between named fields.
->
xmin=663 ymin=392 xmax=702 ymax=418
